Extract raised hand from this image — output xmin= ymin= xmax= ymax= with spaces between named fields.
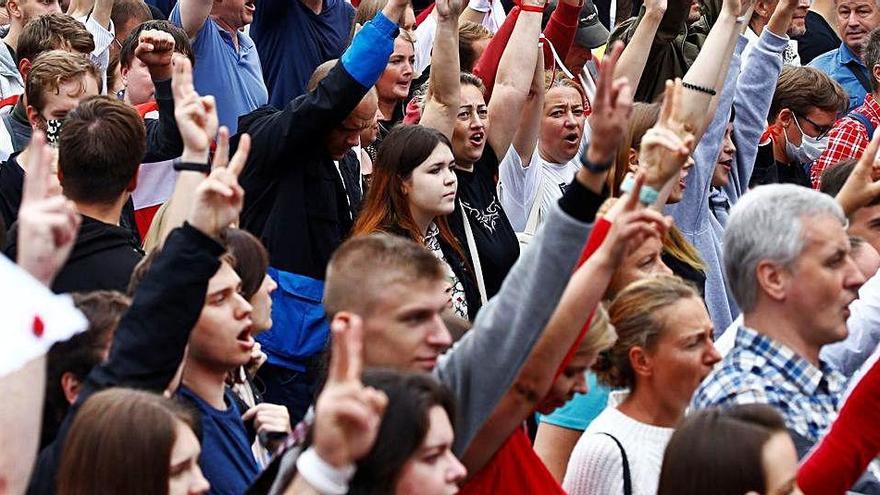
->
xmin=597 ymin=173 xmax=672 ymax=267
xmin=172 ymin=55 xmax=217 ymax=162
xmin=16 ymin=132 xmax=81 ymax=286
xmin=638 ymin=79 xmax=695 ymax=189
xmin=585 ymin=42 xmax=633 ymax=165
xmin=186 ymin=131 xmax=246 ymax=238
xmin=436 ymin=0 xmax=465 ymax=21
xmin=136 ymin=29 xmax=176 ymax=81
xmin=645 ymin=0 xmax=667 ymax=16
xmin=835 ymin=130 xmax=880 ymax=217
xmin=312 ymin=316 xmax=388 ymax=468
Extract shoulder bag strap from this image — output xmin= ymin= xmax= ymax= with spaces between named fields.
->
xmin=598 ymin=432 xmax=632 ymax=495
xmin=846 ymin=60 xmax=873 ymax=93
xmin=460 ymin=201 xmax=488 ymax=304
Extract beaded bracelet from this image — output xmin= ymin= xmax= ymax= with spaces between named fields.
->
xmin=682 ymin=81 xmax=717 ymax=96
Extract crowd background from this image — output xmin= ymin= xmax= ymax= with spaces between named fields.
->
xmin=3 ymin=0 xmax=880 ymax=492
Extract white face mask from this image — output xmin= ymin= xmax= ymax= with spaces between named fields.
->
xmin=785 ymin=115 xmax=828 ymax=164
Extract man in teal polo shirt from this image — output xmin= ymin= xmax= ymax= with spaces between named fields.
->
xmin=171 ymin=0 xmax=268 ymax=133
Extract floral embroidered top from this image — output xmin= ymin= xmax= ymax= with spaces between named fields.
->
xmin=425 ymin=222 xmax=468 ymax=320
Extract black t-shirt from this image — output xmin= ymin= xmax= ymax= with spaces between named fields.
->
xmin=749 ymin=140 xmax=811 ymax=188
xmin=0 ymin=152 xmax=24 ymax=232
xmin=448 ymin=145 xmax=520 ymax=299
xmin=795 ymin=11 xmax=840 ymax=65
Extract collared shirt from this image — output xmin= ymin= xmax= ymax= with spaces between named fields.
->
xmin=692 ymin=326 xmax=847 ymax=445
xmin=170 ymin=6 xmax=268 ymax=134
xmin=809 ymin=42 xmax=870 ymax=111
xmin=811 ymin=92 xmax=880 ymax=189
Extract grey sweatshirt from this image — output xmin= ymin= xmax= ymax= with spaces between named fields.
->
xmin=666 ymin=29 xmax=788 ymax=335
xmin=265 ymin=183 xmax=599 ymax=494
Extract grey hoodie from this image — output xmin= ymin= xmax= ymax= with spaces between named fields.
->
xmin=666 ymin=29 xmax=788 ymax=335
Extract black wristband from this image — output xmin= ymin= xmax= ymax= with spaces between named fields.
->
xmin=579 ymin=153 xmax=613 ymax=173
xmin=682 ymin=81 xmax=717 ymax=96
xmin=173 ymin=158 xmax=210 ymax=174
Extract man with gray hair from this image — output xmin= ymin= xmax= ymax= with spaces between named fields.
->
xmin=692 ymin=184 xmax=864 ymax=458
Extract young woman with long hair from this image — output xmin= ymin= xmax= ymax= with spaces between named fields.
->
xmin=352 ymin=124 xmax=479 ymax=320
xmin=58 ymin=388 xmax=210 ymax=495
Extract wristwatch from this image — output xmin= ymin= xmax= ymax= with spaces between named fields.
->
xmin=580 ymin=153 xmax=613 ymax=173
xmin=173 ymin=157 xmax=211 ymax=174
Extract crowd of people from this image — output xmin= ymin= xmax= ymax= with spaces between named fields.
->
xmin=4 ymin=0 xmax=880 ymax=491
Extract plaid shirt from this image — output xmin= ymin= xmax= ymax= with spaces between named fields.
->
xmin=692 ymin=327 xmax=847 ymax=445
xmin=811 ymin=93 xmax=880 ymax=189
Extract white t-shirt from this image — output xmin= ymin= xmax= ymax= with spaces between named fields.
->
xmin=563 ymin=402 xmax=674 ymax=495
xmin=497 ymin=144 xmax=580 ymax=233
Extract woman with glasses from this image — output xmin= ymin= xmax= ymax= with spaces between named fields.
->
xmin=749 ymin=66 xmax=848 ymax=188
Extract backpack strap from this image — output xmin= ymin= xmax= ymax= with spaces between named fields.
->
xmin=848 ymin=109 xmax=876 ymax=139
xmin=522 ymin=177 xmax=545 ymax=237
xmin=598 ymin=432 xmax=632 ymax=495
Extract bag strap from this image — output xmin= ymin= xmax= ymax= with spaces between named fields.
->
xmin=523 ymin=177 xmax=545 ymax=236
xmin=460 ymin=201 xmax=488 ymax=304
xmin=598 ymin=432 xmax=632 ymax=495
xmin=848 ymin=109 xmax=876 ymax=138
xmin=845 ymin=61 xmax=873 ymax=94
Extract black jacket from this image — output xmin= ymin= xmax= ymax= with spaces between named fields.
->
xmin=235 ymin=64 xmax=372 ymax=280
xmin=0 ymin=79 xmax=183 ymax=237
xmin=5 ymin=215 xmax=144 ymax=294
xmin=27 ymin=224 xmax=224 ymax=495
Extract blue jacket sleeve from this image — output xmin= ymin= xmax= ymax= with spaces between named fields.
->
xmin=341 ymin=12 xmax=398 ymax=87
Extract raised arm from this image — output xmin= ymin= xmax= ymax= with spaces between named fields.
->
xmin=798 ymin=353 xmax=880 ymax=494
xmin=613 ymin=0 xmax=666 ymax=89
xmin=147 ymin=56 xmax=250 ymax=249
xmin=460 ymin=179 xmax=668 ymax=475
xmin=419 ymin=0 xmax=465 ymax=138
xmin=678 ymin=0 xmax=750 ymax=142
xmin=176 ymin=0 xmax=214 ymax=38
xmin=238 ymin=1 xmax=405 ymax=177
xmin=511 ymin=48 xmax=544 ymax=163
xmin=541 ymin=0 xmax=582 ymax=67
xmin=726 ymin=0 xmax=792 ymax=201
xmin=487 ymin=0 xmax=544 ymax=157
xmin=138 ymin=31 xmax=185 ymax=163
xmin=67 ymin=0 xmax=113 ymax=28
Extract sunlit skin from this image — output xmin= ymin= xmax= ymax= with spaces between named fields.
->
xmin=538 ymin=86 xmax=585 ymax=165
xmin=451 ymin=84 xmax=488 ymax=167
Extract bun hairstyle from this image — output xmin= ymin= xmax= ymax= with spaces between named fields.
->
xmin=593 ymin=275 xmax=699 ymax=389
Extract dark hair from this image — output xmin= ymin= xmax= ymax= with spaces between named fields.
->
xmin=220 ymin=227 xmax=269 ymax=300
xmin=657 ymin=404 xmax=788 ymax=495
xmin=865 ymin=27 xmax=880 ymax=92
xmin=352 ymin=125 xmax=465 ymax=265
xmin=58 ymin=388 xmax=200 ymax=495
xmin=128 ymin=245 xmax=235 ymax=296
xmin=119 ymin=19 xmax=194 ymax=70
xmin=768 ymin=66 xmax=848 ymax=122
xmin=17 ymin=13 xmax=95 ymax=66
xmin=42 ymin=291 xmax=131 ymax=448
xmin=110 ymin=0 xmax=152 ymax=39
xmin=59 ymin=96 xmax=146 ymax=205
xmin=819 ymin=158 xmax=860 ymax=197
xmin=349 ymin=370 xmax=456 ymax=495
